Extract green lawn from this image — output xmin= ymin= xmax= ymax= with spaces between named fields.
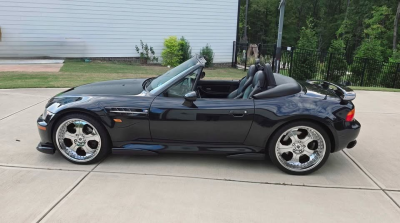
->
xmin=349 ymin=86 xmax=400 ymax=92
xmin=0 ymin=60 xmax=245 ymax=89
xmin=0 ymin=60 xmax=399 ymax=92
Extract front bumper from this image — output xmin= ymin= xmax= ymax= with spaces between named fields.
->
xmin=37 ymin=114 xmax=56 ymax=154
xmin=37 ymin=143 xmax=55 ymax=154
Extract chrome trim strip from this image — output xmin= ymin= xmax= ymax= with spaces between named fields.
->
xmin=107 ymin=108 xmax=149 ymax=115
xmin=109 ymin=110 xmax=148 ymax=114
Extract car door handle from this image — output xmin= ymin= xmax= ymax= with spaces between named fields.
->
xmin=230 ymin=110 xmax=247 ymax=117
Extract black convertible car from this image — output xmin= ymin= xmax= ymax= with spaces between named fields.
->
xmin=37 ymin=56 xmax=360 ymax=175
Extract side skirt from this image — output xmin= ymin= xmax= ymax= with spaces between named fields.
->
xmin=111 ymin=142 xmax=265 ymax=160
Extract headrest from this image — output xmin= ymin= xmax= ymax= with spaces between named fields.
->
xmin=263 ymin=63 xmax=276 ymax=88
xmin=246 ymin=65 xmax=257 ymax=79
xmin=252 ymin=70 xmax=266 ymax=87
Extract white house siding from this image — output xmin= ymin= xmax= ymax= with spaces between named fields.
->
xmin=0 ymin=0 xmax=238 ymax=63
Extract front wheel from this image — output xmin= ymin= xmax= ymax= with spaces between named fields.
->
xmin=268 ymin=121 xmax=331 ymax=175
xmin=53 ymin=113 xmax=111 ymax=164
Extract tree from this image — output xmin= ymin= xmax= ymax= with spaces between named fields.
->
xmin=350 ymin=6 xmax=393 ymax=86
xmin=393 ymin=2 xmax=400 ymax=51
xmin=355 ymin=5 xmax=392 ymax=60
xmin=297 ymin=19 xmax=318 ymax=50
xmin=327 ymin=38 xmax=348 ymax=82
xmin=292 ymin=19 xmax=318 ymax=80
xmin=237 ymin=0 xmax=400 ymax=62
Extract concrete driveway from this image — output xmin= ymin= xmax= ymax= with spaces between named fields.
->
xmin=0 ymin=89 xmax=399 ymax=222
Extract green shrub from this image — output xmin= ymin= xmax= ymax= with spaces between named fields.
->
xmin=389 ymin=50 xmax=400 ymax=63
xmin=161 ymin=36 xmax=182 ymax=67
xmin=178 ymin=36 xmax=192 ymax=63
xmin=349 ymin=59 xmax=382 ymax=86
xmin=135 ymin=40 xmax=158 ymax=63
xmin=200 ymin=44 xmax=214 ymax=67
xmin=291 ymin=52 xmax=318 ymax=80
xmin=378 ymin=62 xmax=399 ymax=88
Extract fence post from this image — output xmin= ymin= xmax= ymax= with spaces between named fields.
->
xmin=360 ymin=58 xmax=368 ymax=86
xmin=326 ymin=52 xmax=333 ymax=81
xmin=289 ymin=47 xmax=295 ymax=77
xmin=393 ymin=63 xmax=400 ymax=89
xmin=272 ymin=44 xmax=277 ymax=71
xmin=244 ymin=42 xmax=249 ymax=72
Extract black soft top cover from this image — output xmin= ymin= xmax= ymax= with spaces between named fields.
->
xmin=253 ymin=73 xmax=301 ymax=99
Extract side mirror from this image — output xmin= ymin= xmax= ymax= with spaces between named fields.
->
xmin=184 ymin=91 xmax=197 ymax=101
xmin=200 ymin=71 xmax=206 ymax=79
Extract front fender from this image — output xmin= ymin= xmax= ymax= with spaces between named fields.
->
xmin=39 ymin=96 xmax=110 ymax=144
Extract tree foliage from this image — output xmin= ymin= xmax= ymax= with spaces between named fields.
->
xmin=178 ymin=36 xmax=192 ymax=63
xmin=328 ymin=39 xmax=348 ymax=82
xmin=238 ymin=0 xmax=400 ymax=60
xmin=291 ymin=19 xmax=318 ymax=80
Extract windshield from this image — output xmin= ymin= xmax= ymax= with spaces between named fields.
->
xmin=146 ymin=57 xmax=198 ymax=92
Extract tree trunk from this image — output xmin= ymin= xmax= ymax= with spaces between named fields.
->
xmin=345 ymin=0 xmax=350 ymax=20
xmin=393 ymin=1 xmax=400 ymax=51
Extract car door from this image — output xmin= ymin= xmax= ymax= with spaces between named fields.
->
xmin=149 ymin=78 xmax=255 ymax=144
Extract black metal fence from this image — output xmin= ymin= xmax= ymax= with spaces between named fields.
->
xmin=232 ymin=41 xmax=400 ymax=89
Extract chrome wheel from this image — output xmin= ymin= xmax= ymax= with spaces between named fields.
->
xmin=55 ymin=118 xmax=102 ymax=163
xmin=275 ymin=126 xmax=326 ymax=172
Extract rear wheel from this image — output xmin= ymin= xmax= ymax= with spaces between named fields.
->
xmin=268 ymin=121 xmax=330 ymax=175
xmin=53 ymin=113 xmax=110 ymax=164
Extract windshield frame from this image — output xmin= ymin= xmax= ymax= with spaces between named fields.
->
xmin=148 ymin=57 xmax=205 ymax=96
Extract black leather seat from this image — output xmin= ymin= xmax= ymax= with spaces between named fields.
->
xmin=242 ymin=70 xmax=266 ymax=99
xmin=227 ymin=65 xmax=257 ymax=98
xmin=263 ymin=63 xmax=277 ymax=88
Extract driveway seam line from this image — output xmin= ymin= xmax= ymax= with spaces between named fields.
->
xmin=91 ymin=170 xmax=382 ymax=192
xmin=0 ymin=98 xmax=48 ymax=121
xmin=343 ymin=150 xmax=400 ymax=209
xmin=36 ymin=160 xmax=104 ymax=223
xmin=0 ymin=164 xmax=89 ymax=172
xmin=1 ymin=163 xmax=391 ymax=192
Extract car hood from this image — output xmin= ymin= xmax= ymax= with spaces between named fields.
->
xmin=59 ymin=79 xmax=147 ymax=96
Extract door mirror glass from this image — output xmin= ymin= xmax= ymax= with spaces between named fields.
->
xmin=200 ymin=71 xmax=206 ymax=79
xmin=184 ymin=91 xmax=197 ymax=101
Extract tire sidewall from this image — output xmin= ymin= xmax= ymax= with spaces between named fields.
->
xmin=268 ymin=121 xmax=331 ymax=175
xmin=52 ymin=113 xmax=110 ymax=164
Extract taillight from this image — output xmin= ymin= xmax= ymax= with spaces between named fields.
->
xmin=346 ymin=109 xmax=355 ymax=122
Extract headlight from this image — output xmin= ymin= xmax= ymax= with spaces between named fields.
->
xmin=42 ymin=109 xmax=54 ymax=119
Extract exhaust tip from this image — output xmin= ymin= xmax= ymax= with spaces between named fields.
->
xmin=347 ymin=140 xmax=357 ymax=149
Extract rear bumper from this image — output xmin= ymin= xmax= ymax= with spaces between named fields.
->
xmin=333 ymin=119 xmax=361 ymax=152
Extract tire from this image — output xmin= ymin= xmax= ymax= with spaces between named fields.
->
xmin=268 ymin=121 xmax=331 ymax=175
xmin=52 ymin=113 xmax=111 ymax=164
